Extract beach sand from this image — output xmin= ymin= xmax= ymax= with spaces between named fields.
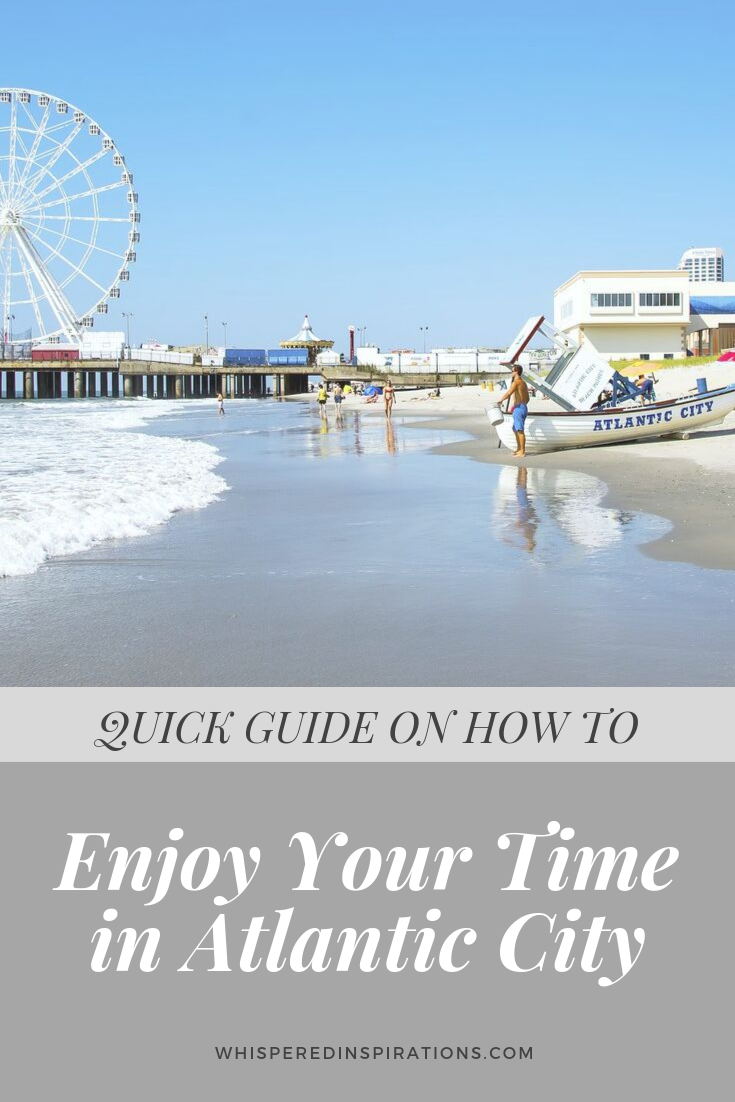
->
xmin=308 ymin=363 xmax=735 ymax=571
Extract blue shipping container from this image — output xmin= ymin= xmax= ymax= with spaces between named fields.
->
xmin=224 ymin=348 xmax=266 ymax=366
xmin=267 ymin=349 xmax=308 ymax=366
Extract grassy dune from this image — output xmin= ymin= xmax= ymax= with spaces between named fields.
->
xmin=611 ymin=355 xmax=720 ymax=374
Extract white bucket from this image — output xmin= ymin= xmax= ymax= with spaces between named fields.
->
xmin=486 ymin=405 xmax=504 ymax=426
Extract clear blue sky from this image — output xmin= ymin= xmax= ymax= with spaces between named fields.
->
xmin=6 ymin=0 xmax=734 ymax=352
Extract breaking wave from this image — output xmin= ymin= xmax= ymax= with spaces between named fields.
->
xmin=0 ymin=400 xmax=227 ymax=577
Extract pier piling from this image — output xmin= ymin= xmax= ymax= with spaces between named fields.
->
xmin=1 ymin=359 xmax=329 ymax=402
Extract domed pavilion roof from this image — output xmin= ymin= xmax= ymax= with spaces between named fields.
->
xmin=280 ymin=314 xmax=334 ymax=350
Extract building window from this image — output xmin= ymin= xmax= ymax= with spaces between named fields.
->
xmin=639 ymin=292 xmax=681 ymax=307
xmin=559 ymin=299 xmax=573 ymax=320
xmin=591 ymin=292 xmax=632 ymax=308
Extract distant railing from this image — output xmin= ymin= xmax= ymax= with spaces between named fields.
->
xmin=0 ymin=343 xmax=32 ymax=361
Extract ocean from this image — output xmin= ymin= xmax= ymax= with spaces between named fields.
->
xmin=0 ymin=399 xmax=226 ymax=577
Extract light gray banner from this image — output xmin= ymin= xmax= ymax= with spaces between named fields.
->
xmin=0 ymin=686 xmax=732 ymax=761
xmin=2 ymin=762 xmax=730 ymax=1100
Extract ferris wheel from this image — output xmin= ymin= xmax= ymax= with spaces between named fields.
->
xmin=0 ymin=87 xmax=139 ymax=347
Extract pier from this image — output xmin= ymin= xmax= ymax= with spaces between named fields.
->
xmin=0 ymin=358 xmax=505 ymax=400
xmin=0 ymin=359 xmax=311 ymax=401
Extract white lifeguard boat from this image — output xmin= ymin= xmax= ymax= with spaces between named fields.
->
xmin=487 ymin=316 xmax=735 ymax=455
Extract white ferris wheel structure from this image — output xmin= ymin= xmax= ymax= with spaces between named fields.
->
xmin=0 ymin=87 xmax=138 ymax=348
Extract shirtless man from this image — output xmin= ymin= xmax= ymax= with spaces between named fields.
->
xmin=504 ymin=364 xmax=530 ymax=457
xmin=383 ymin=379 xmax=396 ymax=418
xmin=333 ymin=383 xmax=344 ymax=422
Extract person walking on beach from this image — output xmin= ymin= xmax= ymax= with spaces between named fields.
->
xmin=384 ymin=379 xmax=396 ymax=418
xmin=216 ymin=391 xmax=225 ymax=415
xmin=333 ymin=383 xmax=344 ymax=422
xmin=317 ymin=383 xmax=328 ymax=419
xmin=503 ymin=364 xmax=529 ymax=457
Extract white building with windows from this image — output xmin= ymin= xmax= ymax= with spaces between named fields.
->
xmin=353 ymin=346 xmax=532 ymax=373
xmin=553 ymin=270 xmax=690 ymax=361
xmin=678 ymin=247 xmax=724 ymax=282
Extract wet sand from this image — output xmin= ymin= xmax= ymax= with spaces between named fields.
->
xmin=333 ymin=375 xmax=735 ymax=572
xmin=430 ymin=415 xmax=735 ymax=572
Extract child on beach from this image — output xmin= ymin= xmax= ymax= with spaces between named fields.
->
xmin=216 ymin=392 xmax=225 ymax=415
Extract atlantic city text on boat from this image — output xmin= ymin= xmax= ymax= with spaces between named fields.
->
xmin=593 ymin=398 xmax=715 ymax=434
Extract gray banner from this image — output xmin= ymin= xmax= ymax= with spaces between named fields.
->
xmin=2 ymin=762 xmax=730 ymax=1100
xmin=0 ymin=686 xmax=732 ymax=761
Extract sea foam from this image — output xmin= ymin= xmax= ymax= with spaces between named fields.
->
xmin=0 ymin=400 xmax=227 ymax=577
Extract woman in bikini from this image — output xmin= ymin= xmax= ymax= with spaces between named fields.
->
xmin=384 ymin=380 xmax=396 ymax=418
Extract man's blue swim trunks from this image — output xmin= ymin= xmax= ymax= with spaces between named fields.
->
xmin=512 ymin=403 xmax=528 ymax=431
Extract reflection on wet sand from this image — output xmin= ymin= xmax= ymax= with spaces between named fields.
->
xmin=499 ymin=467 xmax=539 ymax=553
xmin=303 ymin=409 xmax=456 ymax=459
xmin=494 ymin=465 xmax=645 ymax=559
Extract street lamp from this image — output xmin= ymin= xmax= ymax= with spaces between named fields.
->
xmin=122 ymin=312 xmax=133 ymax=350
xmin=204 ymin=313 xmax=209 ymax=353
xmin=222 ymin=321 xmax=228 ymax=349
xmin=420 ymin=326 xmax=429 ymax=353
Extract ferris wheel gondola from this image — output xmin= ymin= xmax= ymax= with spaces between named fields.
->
xmin=0 ymin=87 xmax=138 ymax=346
